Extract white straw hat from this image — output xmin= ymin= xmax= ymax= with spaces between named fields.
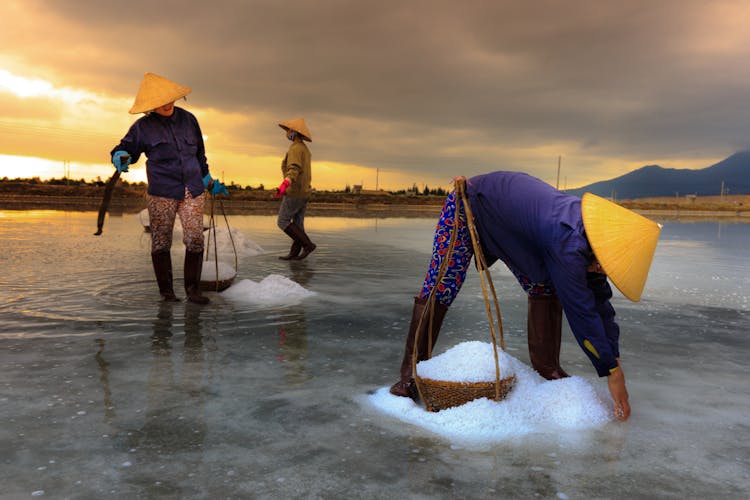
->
xmin=581 ymin=193 xmax=662 ymax=302
xmin=129 ymin=72 xmax=192 ymax=114
xmin=278 ymin=118 xmax=312 ymax=142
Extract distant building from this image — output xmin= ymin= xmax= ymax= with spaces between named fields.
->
xmin=351 ymin=185 xmax=391 ymax=196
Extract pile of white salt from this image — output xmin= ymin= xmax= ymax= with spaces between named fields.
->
xmin=368 ymin=341 xmax=613 ymax=448
xmin=222 ymin=274 xmax=316 ymax=305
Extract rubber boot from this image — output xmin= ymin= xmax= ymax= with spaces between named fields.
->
xmin=389 ymin=296 xmax=449 ymax=400
xmin=527 ymin=295 xmax=569 ymax=380
xmin=283 ymin=223 xmax=316 ymax=260
xmin=151 ymin=251 xmax=179 ymax=302
xmin=184 ymin=250 xmax=210 ymax=305
xmin=278 ymin=240 xmax=302 ymax=260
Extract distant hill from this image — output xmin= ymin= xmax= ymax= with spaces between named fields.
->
xmin=566 ymin=151 xmax=750 ymax=199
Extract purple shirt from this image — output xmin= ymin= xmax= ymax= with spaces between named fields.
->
xmin=111 ymin=107 xmax=209 ymax=200
xmin=467 ymin=171 xmax=619 ymax=376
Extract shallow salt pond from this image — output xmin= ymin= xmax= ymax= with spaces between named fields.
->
xmin=0 ymin=211 xmax=748 ymax=499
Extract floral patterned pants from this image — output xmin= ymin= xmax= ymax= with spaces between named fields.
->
xmin=148 ymin=188 xmax=205 ymax=254
xmin=418 ymin=190 xmax=555 ymax=306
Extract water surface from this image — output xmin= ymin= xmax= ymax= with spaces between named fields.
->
xmin=1 ymin=210 xmax=748 ymax=498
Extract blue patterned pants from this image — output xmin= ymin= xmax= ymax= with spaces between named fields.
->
xmin=418 ymin=191 xmax=555 ymax=306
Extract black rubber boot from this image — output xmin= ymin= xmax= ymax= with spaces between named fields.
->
xmin=283 ymin=223 xmax=316 ymax=260
xmin=279 ymin=240 xmax=302 ymax=260
xmin=184 ymin=250 xmax=209 ymax=305
xmin=151 ymin=251 xmax=179 ymax=302
xmin=527 ymin=294 xmax=569 ymax=380
xmin=389 ymin=296 xmax=449 ymax=400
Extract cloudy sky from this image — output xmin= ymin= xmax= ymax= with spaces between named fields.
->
xmin=1 ymin=0 xmax=749 ymax=191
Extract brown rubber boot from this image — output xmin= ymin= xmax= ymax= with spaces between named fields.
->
xmin=151 ymin=250 xmax=179 ymax=302
xmin=184 ymin=250 xmax=210 ymax=305
xmin=283 ymin=223 xmax=316 ymax=260
xmin=279 ymin=240 xmax=302 ymax=260
xmin=527 ymin=294 xmax=569 ymax=380
xmin=389 ymin=296 xmax=449 ymax=399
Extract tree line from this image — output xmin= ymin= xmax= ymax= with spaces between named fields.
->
xmin=1 ymin=176 xmax=449 ymax=196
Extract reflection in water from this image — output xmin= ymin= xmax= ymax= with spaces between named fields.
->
xmin=94 ymin=302 xmax=214 ymax=492
xmin=277 ymin=260 xmax=313 ymax=386
xmin=277 ymin=307 xmax=310 ymax=386
xmin=95 ymin=338 xmax=116 ymax=424
xmin=141 ymin=302 xmax=208 ymax=455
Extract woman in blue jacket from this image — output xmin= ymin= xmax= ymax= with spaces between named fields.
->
xmin=110 ymin=73 xmax=228 ymax=304
xmin=390 ymin=172 xmax=661 ymax=421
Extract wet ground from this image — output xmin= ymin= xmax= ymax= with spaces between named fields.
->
xmin=0 ymin=211 xmax=748 ymax=499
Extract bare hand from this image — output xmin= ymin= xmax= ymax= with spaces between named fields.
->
xmin=607 ymin=359 xmax=631 ymax=421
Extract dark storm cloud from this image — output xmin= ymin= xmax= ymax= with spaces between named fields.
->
xmin=17 ymin=0 xmax=750 ymax=183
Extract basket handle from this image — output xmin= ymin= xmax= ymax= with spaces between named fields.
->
xmin=205 ymin=194 xmax=239 ymax=292
xmin=456 ymin=180 xmax=505 ymax=400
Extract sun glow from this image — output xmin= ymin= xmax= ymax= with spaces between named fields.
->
xmin=0 ymin=69 xmax=98 ymax=104
xmin=0 ymin=154 xmax=147 ymax=184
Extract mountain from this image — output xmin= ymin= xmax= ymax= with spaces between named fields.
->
xmin=565 ymin=151 xmax=750 ymax=199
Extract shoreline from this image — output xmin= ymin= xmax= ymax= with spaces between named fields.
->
xmin=2 ymin=194 xmax=749 ymax=221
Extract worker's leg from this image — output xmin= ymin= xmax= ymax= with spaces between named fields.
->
xmin=515 ymin=274 xmax=569 ymax=380
xmin=390 ymin=190 xmax=474 ymax=398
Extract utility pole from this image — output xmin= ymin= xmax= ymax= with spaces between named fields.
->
xmin=556 ymin=156 xmax=561 ymax=190
xmin=376 ymin=168 xmax=379 ymax=191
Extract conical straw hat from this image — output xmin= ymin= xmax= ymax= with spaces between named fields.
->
xmin=581 ymin=193 xmax=661 ymax=302
xmin=278 ymin=118 xmax=312 ymax=142
xmin=129 ymin=72 xmax=192 ymax=114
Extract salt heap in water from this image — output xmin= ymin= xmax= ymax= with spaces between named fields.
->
xmin=368 ymin=341 xmax=612 ymax=448
xmin=222 ymin=274 xmax=315 ymax=305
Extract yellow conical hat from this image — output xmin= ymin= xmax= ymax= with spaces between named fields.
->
xmin=278 ymin=118 xmax=312 ymax=142
xmin=581 ymin=193 xmax=661 ymax=302
xmin=129 ymin=72 xmax=192 ymax=114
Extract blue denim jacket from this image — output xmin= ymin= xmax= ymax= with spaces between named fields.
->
xmin=467 ymin=171 xmax=620 ymax=377
xmin=111 ymin=107 xmax=209 ymax=200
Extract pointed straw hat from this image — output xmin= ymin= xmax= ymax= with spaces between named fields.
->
xmin=129 ymin=72 xmax=192 ymax=114
xmin=278 ymin=118 xmax=312 ymax=142
xmin=581 ymin=193 xmax=662 ymax=302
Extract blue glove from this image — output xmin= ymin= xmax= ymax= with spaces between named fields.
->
xmin=202 ymin=173 xmax=213 ymax=188
xmin=111 ymin=150 xmax=130 ymax=173
xmin=211 ymin=179 xmax=229 ymax=196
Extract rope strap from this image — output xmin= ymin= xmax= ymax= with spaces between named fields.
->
xmin=413 ymin=178 xmax=506 ymax=401
xmin=205 ymin=194 xmax=238 ymax=291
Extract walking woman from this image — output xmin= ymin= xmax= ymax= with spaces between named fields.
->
xmin=109 ymin=72 xmax=228 ymax=303
xmin=274 ymin=118 xmax=316 ymax=260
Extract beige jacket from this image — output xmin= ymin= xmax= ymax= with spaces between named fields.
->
xmin=281 ymin=140 xmax=312 ymax=198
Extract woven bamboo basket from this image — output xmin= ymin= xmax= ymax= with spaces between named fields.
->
xmin=413 ymin=178 xmax=515 ymax=412
xmin=416 ymin=374 xmax=516 ymax=412
xmin=199 ymin=276 xmax=235 ymax=292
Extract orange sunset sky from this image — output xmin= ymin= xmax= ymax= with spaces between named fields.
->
xmin=1 ymin=1 xmax=750 ymax=191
